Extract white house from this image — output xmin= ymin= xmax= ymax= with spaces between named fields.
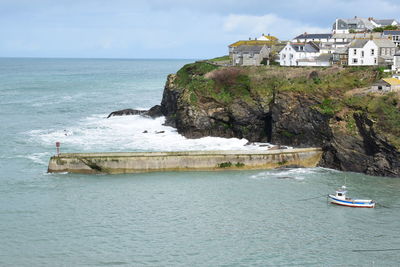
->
xmin=392 ymin=51 xmax=400 ymax=71
xmin=279 ymin=42 xmax=321 ymax=66
xmin=383 ymin=30 xmax=400 ymax=47
xmin=347 ymin=39 xmax=397 ymax=66
xmin=297 ymin=54 xmax=332 ymax=67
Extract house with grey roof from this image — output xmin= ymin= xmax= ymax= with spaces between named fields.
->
xmin=279 ymin=42 xmax=325 ymax=66
xmin=383 ymin=30 xmax=400 ymax=47
xmin=331 ymin=32 xmax=384 ymax=47
xmin=332 ymin=17 xmax=399 ymax=34
xmin=293 ymin=33 xmax=332 ymax=43
xmin=348 ymin=38 xmax=397 ymax=66
xmin=333 ymin=17 xmax=375 ymax=34
xmin=372 ymin=19 xmax=399 ymax=27
xmin=231 ymin=44 xmax=270 ymax=66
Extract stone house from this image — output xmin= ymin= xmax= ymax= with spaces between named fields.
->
xmin=332 ymin=47 xmax=349 ymax=65
xmin=371 ymin=78 xmax=400 ymax=92
xmin=229 ymin=38 xmax=277 ymax=66
xmin=230 ymin=44 xmax=270 ymax=66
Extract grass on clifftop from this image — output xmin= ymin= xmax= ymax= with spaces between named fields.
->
xmin=175 ymin=62 xmax=382 ymax=105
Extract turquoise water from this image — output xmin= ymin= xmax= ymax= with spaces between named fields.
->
xmin=1 ymin=58 xmax=400 ymax=266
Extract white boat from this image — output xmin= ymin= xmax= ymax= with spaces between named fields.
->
xmin=328 ymin=186 xmax=375 ymax=208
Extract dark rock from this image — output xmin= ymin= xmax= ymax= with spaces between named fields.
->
xmin=147 ymin=105 xmax=163 ymax=118
xmin=107 ymin=108 xmax=147 ymax=118
xmin=107 ymin=105 xmax=163 ymax=119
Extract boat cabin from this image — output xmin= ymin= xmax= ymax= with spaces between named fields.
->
xmin=335 ymin=186 xmax=347 ymax=200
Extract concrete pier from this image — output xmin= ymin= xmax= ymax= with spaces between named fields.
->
xmin=47 ymin=148 xmax=323 ymax=174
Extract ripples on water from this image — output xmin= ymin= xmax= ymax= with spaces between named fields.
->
xmin=1 ymin=58 xmax=400 ymax=266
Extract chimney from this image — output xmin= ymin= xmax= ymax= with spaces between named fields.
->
xmin=354 ymin=16 xmax=358 ymax=19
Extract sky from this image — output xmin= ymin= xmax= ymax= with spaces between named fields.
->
xmin=0 ymin=0 xmax=400 ymax=59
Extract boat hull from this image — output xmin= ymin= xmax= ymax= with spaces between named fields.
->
xmin=328 ymin=195 xmax=375 ymax=208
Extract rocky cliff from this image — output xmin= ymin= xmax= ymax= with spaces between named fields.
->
xmin=157 ymin=62 xmax=400 ymax=177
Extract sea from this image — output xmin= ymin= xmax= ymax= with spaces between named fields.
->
xmin=1 ymin=58 xmax=400 ymax=266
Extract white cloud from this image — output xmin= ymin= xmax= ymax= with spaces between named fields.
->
xmin=223 ymin=14 xmax=331 ymax=40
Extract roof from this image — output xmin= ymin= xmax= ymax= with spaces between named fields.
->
xmin=334 ymin=18 xmax=375 ymax=30
xmin=372 ymin=39 xmax=397 ymax=48
xmin=383 ymin=30 xmax=400 ymax=35
xmin=289 ymin=42 xmax=319 ymax=53
xmin=294 ymin=33 xmax=332 ymax=39
xmin=229 ymin=40 xmax=276 ymax=47
xmin=348 ymin=39 xmax=369 ymax=48
xmin=332 ymin=32 xmax=383 ymax=39
xmin=232 ymin=45 xmax=266 ymax=53
xmin=373 ymin=19 xmax=399 ymax=26
xmin=382 ymin=78 xmax=400 ymax=86
xmin=257 ymin=34 xmax=279 ymax=41
xmin=333 ymin=47 xmax=348 ymax=54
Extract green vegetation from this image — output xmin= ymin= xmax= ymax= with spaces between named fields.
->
xmin=218 ymin=162 xmax=232 ymax=168
xmin=373 ymin=25 xmax=399 ymax=32
xmin=209 ymin=55 xmax=230 ymax=62
xmin=235 ymin=162 xmax=245 ymax=168
xmin=278 ymin=159 xmax=288 ymax=166
xmin=344 ymin=93 xmax=400 ymax=148
xmin=315 ymin=98 xmax=343 ymax=116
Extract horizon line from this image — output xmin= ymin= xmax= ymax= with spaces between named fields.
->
xmin=0 ymin=56 xmax=201 ymax=60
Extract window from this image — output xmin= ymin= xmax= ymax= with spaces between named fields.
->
xmin=374 ymin=58 xmax=377 ymax=64
xmin=371 ymin=49 xmax=375 ymax=56
xmin=378 ymin=86 xmax=382 ymax=90
xmin=353 ymin=58 xmax=358 ymax=64
xmin=338 ymin=193 xmax=342 ymax=196
xmin=361 ymin=51 xmax=364 ymax=57
xmin=353 ymin=49 xmax=357 ymax=55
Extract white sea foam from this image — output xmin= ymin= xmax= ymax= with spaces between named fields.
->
xmin=27 ymin=114 xmax=273 ymax=152
xmin=16 ymin=152 xmax=51 ymax=166
xmin=249 ymin=168 xmax=323 ymax=181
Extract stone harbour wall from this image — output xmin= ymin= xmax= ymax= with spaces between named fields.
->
xmin=48 ymin=148 xmax=323 ymax=174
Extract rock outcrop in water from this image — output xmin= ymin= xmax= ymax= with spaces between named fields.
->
xmin=154 ymin=62 xmax=400 ymax=177
xmin=107 ymin=105 xmax=163 ymax=118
